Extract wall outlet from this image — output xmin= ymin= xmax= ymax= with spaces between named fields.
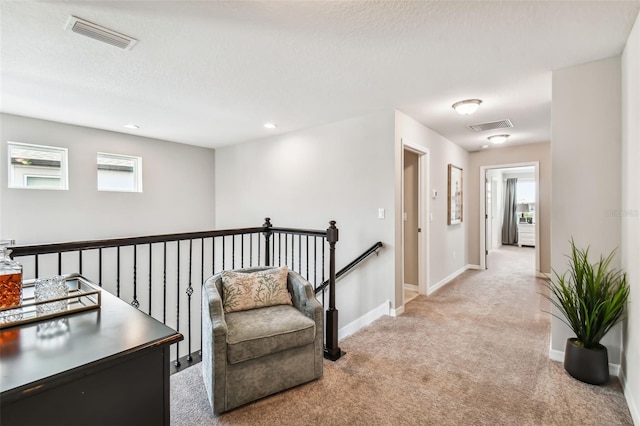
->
xmin=378 ymin=208 xmax=385 ymax=219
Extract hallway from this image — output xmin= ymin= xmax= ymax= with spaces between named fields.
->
xmin=170 ymin=245 xmax=632 ymax=425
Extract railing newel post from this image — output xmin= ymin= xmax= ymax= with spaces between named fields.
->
xmin=324 ymin=220 xmax=344 ymax=361
xmin=262 ymin=217 xmax=273 ymax=267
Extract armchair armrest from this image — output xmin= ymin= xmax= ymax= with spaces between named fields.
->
xmin=202 ymin=274 xmax=228 ymax=415
xmin=287 ymin=271 xmax=323 ymax=323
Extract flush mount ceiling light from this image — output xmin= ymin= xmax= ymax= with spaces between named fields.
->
xmin=263 ymin=123 xmax=278 ymax=129
xmin=452 ymin=99 xmax=482 ymax=115
xmin=124 ymin=124 xmax=139 ymax=129
xmin=481 ymin=145 xmax=489 ymax=149
xmin=488 ymin=134 xmax=510 ymax=144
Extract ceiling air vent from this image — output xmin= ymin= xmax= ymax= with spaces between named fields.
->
xmin=468 ymin=119 xmax=514 ymax=133
xmin=64 ymin=16 xmax=138 ymax=50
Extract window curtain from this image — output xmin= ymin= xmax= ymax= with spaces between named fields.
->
xmin=502 ymin=178 xmax=518 ymax=245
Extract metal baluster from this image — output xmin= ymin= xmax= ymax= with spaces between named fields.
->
xmin=313 ymin=237 xmax=317 ymax=290
xmin=79 ymin=249 xmax=83 ymax=275
xmin=163 ymin=242 xmax=167 ymax=324
xmin=232 ymin=235 xmax=235 ymax=269
xmin=186 ymin=239 xmax=193 ymax=362
xmin=35 ymin=255 xmax=39 ymax=279
xmin=306 ymin=235 xmax=309 ymax=280
xmin=298 ymin=235 xmax=302 ymax=273
xmin=212 ymin=236 xmax=216 ymax=274
xmin=241 ymin=234 xmax=244 ymax=268
xmin=98 ymin=248 xmax=102 ymax=287
xmin=116 ymin=247 xmax=120 ymax=297
xmin=148 ymin=243 xmax=152 ymax=316
xmin=58 ymin=252 xmax=62 ymax=275
xmin=132 ymin=245 xmax=139 ymax=308
xmin=222 ymin=236 xmax=226 ymax=270
xmin=201 ymin=237 xmax=205 ymax=285
xmin=322 ymin=241 xmax=325 ymax=306
xmin=175 ymin=241 xmax=181 ymax=368
xmin=249 ymin=234 xmax=253 ymax=267
xmin=278 ymin=233 xmax=282 ymax=266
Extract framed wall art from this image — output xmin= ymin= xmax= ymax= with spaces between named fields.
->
xmin=448 ymin=164 xmax=463 ymax=225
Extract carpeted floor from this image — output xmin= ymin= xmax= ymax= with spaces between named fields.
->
xmin=170 ymin=246 xmax=632 ymax=425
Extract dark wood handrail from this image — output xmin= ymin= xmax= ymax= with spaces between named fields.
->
xmin=315 ymin=241 xmax=383 ymax=294
xmin=7 ymin=227 xmax=305 ymax=258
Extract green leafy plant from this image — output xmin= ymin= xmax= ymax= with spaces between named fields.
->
xmin=542 ymin=239 xmax=630 ymax=349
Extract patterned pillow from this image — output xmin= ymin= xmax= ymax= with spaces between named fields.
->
xmin=221 ymin=266 xmax=292 ymax=313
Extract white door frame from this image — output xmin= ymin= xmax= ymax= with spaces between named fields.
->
xmin=401 ymin=139 xmax=429 ymax=299
xmin=479 ymin=161 xmax=540 ymax=273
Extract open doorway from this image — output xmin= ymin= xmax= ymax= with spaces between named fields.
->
xmin=480 ymin=162 xmax=540 ymax=272
xmin=401 ymin=140 xmax=429 ymax=305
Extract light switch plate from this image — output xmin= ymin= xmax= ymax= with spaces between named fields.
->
xmin=378 ymin=208 xmax=385 ymax=219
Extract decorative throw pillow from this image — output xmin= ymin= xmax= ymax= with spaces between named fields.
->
xmin=221 ymin=266 xmax=292 ymax=313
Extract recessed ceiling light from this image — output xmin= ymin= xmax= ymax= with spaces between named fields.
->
xmin=264 ymin=123 xmax=278 ymax=129
xmin=124 ymin=124 xmax=139 ymax=129
xmin=481 ymin=144 xmax=489 ymax=149
xmin=488 ymin=134 xmax=510 ymax=144
xmin=452 ymin=99 xmax=482 ymax=115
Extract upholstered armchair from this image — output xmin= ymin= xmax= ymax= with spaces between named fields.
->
xmin=201 ymin=266 xmax=323 ymax=415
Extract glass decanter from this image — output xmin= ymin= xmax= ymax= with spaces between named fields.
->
xmin=0 ymin=241 xmax=23 ymax=310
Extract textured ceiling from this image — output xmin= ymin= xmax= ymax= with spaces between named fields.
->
xmin=1 ymin=1 xmax=639 ymax=151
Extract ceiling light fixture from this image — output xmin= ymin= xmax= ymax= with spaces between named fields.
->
xmin=481 ymin=145 xmax=489 ymax=149
xmin=488 ymin=134 xmax=510 ymax=144
xmin=124 ymin=124 xmax=139 ymax=129
xmin=264 ymin=123 xmax=278 ymax=129
xmin=452 ymin=99 xmax=482 ymax=115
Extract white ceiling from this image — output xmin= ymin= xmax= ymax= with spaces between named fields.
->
xmin=1 ymin=1 xmax=639 ymax=152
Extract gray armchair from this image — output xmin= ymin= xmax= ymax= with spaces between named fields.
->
xmin=201 ymin=267 xmax=323 ymax=415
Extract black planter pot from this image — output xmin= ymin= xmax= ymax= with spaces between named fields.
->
xmin=564 ymin=338 xmax=609 ymax=385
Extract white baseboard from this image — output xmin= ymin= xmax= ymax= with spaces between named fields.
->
xmin=466 ymin=264 xmax=482 ymax=270
xmin=403 ymin=283 xmax=419 ymax=292
xmin=338 ymin=301 xmax=390 ymax=341
xmin=620 ymin=368 xmax=640 ymax=425
xmin=537 ymin=271 xmax=551 ymax=279
xmin=391 ymin=305 xmax=404 ymax=317
xmin=427 ymin=264 xmax=475 ymax=295
xmin=548 ymin=347 xmax=620 ymax=376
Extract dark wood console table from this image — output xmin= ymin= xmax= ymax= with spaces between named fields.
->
xmin=0 ymin=282 xmax=183 ymax=426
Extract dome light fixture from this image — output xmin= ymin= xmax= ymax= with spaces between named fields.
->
xmin=488 ymin=134 xmax=510 ymax=144
xmin=452 ymin=99 xmax=482 ymax=115
xmin=263 ymin=122 xmax=278 ymax=129
xmin=124 ymin=124 xmax=139 ymax=129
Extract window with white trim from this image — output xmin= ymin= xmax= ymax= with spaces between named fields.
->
xmin=7 ymin=142 xmax=68 ymax=190
xmin=97 ymin=152 xmax=142 ymax=192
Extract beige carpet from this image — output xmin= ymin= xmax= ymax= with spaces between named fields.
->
xmin=170 ymin=246 xmax=632 ymax=425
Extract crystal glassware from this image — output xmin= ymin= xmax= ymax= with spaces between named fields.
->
xmin=35 ymin=276 xmax=69 ymax=315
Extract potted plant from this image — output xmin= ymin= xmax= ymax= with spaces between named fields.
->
xmin=542 ymin=239 xmax=630 ymax=385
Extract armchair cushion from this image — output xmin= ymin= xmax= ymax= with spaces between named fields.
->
xmin=221 ymin=266 xmax=292 ymax=313
xmin=226 ymin=304 xmax=315 ymax=364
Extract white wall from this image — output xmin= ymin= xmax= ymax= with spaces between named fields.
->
xmin=468 ymin=143 xmax=551 ymax=273
xmin=551 ymin=57 xmax=623 ymax=363
xmin=215 ymin=111 xmax=396 ymax=326
xmin=394 ymin=111 xmax=469 ymax=304
xmin=621 ymin=10 xmax=640 ymax=424
xmin=0 ymin=113 xmax=216 ymax=244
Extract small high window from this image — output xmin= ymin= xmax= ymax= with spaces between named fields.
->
xmin=7 ymin=142 xmax=69 ymax=190
xmin=97 ymin=152 xmax=142 ymax=192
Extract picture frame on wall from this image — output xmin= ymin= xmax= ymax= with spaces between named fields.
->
xmin=448 ymin=164 xmax=463 ymax=225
